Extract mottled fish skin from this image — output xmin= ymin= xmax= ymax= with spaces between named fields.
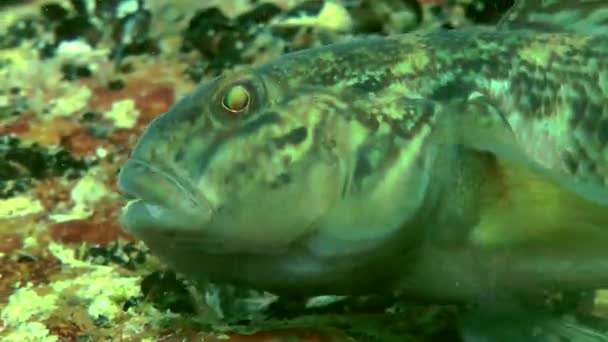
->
xmin=118 ymin=1 xmax=608 ymax=340
xmin=497 ymin=0 xmax=608 ymax=35
xmin=119 ymin=26 xmax=608 ymax=291
xmin=264 ymin=29 xmax=608 ymax=187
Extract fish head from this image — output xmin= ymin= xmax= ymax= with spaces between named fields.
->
xmin=118 ymin=65 xmax=362 ymax=253
xmin=117 ymin=43 xmax=445 ymax=291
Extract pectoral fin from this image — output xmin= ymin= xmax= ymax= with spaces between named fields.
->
xmin=441 ymin=95 xmax=608 ymax=250
xmin=497 ymin=0 xmax=608 ymax=35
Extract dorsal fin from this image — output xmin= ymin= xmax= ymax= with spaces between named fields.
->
xmin=497 ymin=0 xmax=608 ymax=35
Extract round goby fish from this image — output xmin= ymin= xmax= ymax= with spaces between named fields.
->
xmin=118 ymin=1 xmax=608 ymax=341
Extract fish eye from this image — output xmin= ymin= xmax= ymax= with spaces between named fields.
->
xmin=221 ymin=84 xmax=250 ymax=114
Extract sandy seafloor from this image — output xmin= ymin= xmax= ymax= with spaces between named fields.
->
xmin=1 ymin=0 xmax=607 ymax=341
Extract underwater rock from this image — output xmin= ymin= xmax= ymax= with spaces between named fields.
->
xmin=269 ymin=0 xmax=353 ymax=32
xmin=140 ymin=270 xmax=198 ymax=314
xmin=60 ymin=62 xmax=93 ymax=80
xmin=236 ymin=2 xmax=282 ymax=26
xmin=40 ymin=2 xmax=70 ymax=22
xmin=0 ymin=87 xmax=29 ymax=120
xmin=54 ymin=15 xmax=101 ymax=46
xmin=0 ymin=16 xmax=40 ymax=49
xmin=182 ymin=6 xmax=253 ymax=74
xmin=107 ymin=79 xmax=125 ymax=90
xmin=462 ymin=0 xmax=515 ymax=24
xmin=77 ymin=240 xmax=148 ymax=270
xmin=349 ymin=0 xmax=423 ymax=34
xmin=0 ymin=135 xmax=92 ymax=198
xmin=110 ymin=6 xmax=158 ymax=66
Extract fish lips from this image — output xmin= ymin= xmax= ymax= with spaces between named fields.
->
xmin=117 ymin=158 xmax=213 ymax=237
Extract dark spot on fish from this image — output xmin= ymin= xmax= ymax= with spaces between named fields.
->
xmin=581 ymin=116 xmax=597 ymax=139
xmin=512 ymin=74 xmax=554 ymax=117
xmin=269 ymin=173 xmax=291 ymax=189
xmin=598 ymin=119 xmax=608 ymax=147
xmin=562 ymin=151 xmax=579 ymax=174
xmin=353 ymin=153 xmax=373 ymax=185
xmin=174 ymin=147 xmax=185 ymax=163
xmin=525 ymin=93 xmax=541 ymax=115
xmin=588 ymin=103 xmax=604 ymax=119
xmin=233 ymin=162 xmax=249 ymax=174
xmin=574 ymin=143 xmax=591 ymax=164
xmin=341 ymin=177 xmax=349 ymax=199
xmin=385 ymin=116 xmax=412 ymax=138
xmin=588 ymin=160 xmax=598 ymax=174
xmin=224 ymin=162 xmax=250 ymax=185
xmin=357 ymin=114 xmax=380 ymax=131
xmin=568 ymin=98 xmax=587 ymax=128
xmin=197 ymin=135 xmax=224 ymax=177
xmin=315 ymin=67 xmax=340 ymax=85
xmin=542 ymin=94 xmax=558 ymax=116
xmin=237 ymin=112 xmax=280 ymax=135
xmin=575 ymin=97 xmax=591 ymax=117
xmin=223 ymin=175 xmax=232 ymax=185
xmin=274 ymin=126 xmax=307 ymax=148
xmin=198 ymin=114 xmax=279 ymax=176
xmin=430 ymin=80 xmax=469 ymax=101
xmin=352 ymin=76 xmax=387 ymax=93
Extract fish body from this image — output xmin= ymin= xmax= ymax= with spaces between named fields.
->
xmin=119 ymin=1 xmax=608 ymax=340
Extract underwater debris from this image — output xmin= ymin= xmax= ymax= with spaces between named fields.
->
xmin=140 ymin=270 xmax=198 ymax=314
xmin=1 ymin=285 xmax=58 ymax=327
xmin=1 ymin=321 xmax=58 ymax=342
xmin=102 ymin=98 xmax=140 ymax=129
xmin=59 ymin=62 xmax=93 ymax=81
xmin=110 ymin=4 xmax=159 ymax=68
xmin=40 ymin=2 xmax=70 ymax=23
xmin=236 ymin=2 xmax=283 ymax=27
xmin=181 ymin=6 xmax=252 ymax=75
xmin=54 ymin=15 xmax=101 ymax=47
xmin=0 ymin=87 xmax=29 ymax=120
xmin=0 ymin=16 xmax=40 ymax=50
xmin=75 ymin=240 xmax=148 ymax=270
xmin=0 ymin=135 xmax=92 ymax=198
xmin=107 ymin=78 xmax=124 ymax=90
xmin=348 ymin=0 xmax=423 ymax=34
xmin=269 ymin=0 xmax=354 ymax=33
xmin=0 ymin=195 xmax=44 ymax=219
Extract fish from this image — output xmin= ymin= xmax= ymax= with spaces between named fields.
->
xmin=118 ymin=0 xmax=608 ymax=340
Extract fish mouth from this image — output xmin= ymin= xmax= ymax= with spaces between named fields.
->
xmin=117 ymin=158 xmax=213 ymax=236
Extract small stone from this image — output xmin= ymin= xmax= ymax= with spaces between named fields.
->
xmin=60 ymin=63 xmax=93 ymax=81
xmin=41 ymin=2 xmax=70 ymax=22
xmin=107 ymin=79 xmax=125 ymax=90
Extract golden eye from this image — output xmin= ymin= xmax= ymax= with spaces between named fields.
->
xmin=221 ymin=84 xmax=250 ymax=113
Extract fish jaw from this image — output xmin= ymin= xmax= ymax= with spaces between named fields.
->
xmin=118 ymin=157 xmax=214 ymax=238
xmin=116 ymin=154 xmax=415 ymax=295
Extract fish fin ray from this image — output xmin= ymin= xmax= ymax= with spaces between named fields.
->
xmin=443 ymin=96 xmax=608 ymax=248
xmin=497 ymin=0 xmax=608 ymax=35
